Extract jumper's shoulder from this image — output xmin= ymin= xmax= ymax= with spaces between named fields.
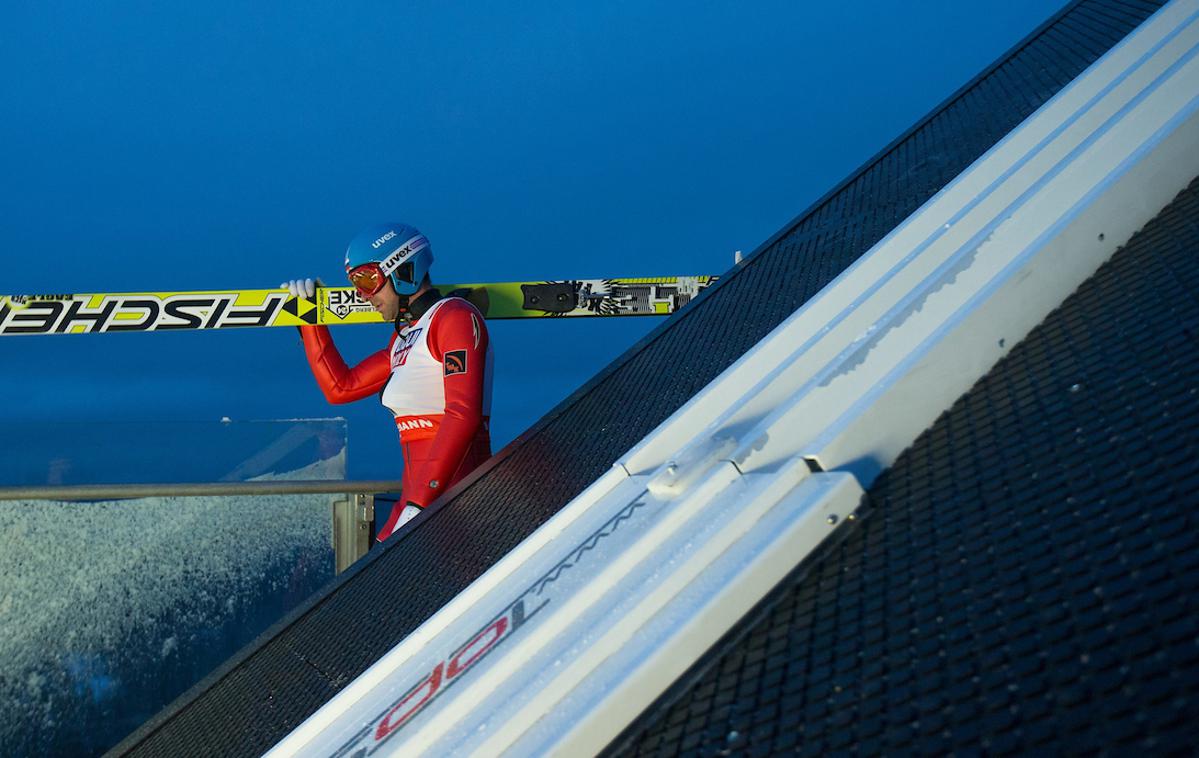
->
xmin=436 ymin=295 xmax=488 ymax=325
xmin=428 ymin=296 xmax=489 ymax=354
xmin=443 ymin=285 xmax=491 ymax=318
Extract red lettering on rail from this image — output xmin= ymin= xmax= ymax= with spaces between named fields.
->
xmin=375 ymin=662 xmax=444 ymax=740
xmin=447 ymin=617 xmax=508 ymax=679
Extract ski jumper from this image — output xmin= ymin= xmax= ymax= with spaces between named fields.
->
xmin=300 ymin=296 xmax=493 ymax=541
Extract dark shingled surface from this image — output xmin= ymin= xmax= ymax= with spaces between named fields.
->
xmin=611 ymin=175 xmax=1199 ymax=756
xmin=113 ymin=0 xmax=1171 ymax=754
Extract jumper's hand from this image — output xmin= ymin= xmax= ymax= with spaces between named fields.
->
xmin=279 ymin=278 xmax=322 ymax=298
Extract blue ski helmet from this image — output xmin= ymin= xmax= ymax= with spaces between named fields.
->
xmin=344 ymin=222 xmax=433 ymax=297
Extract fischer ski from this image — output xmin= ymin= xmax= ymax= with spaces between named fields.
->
xmin=0 ymin=276 xmax=717 ymax=336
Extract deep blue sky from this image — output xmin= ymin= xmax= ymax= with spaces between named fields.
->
xmin=0 ymin=1 xmax=1068 ymax=480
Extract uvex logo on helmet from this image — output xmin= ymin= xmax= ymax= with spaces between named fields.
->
xmin=372 ymin=230 xmax=398 ymax=249
xmin=380 ymin=235 xmax=429 ymax=275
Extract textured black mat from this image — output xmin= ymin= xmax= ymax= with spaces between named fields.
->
xmin=114 ymin=0 xmax=1169 ymax=754
xmin=611 ymin=176 xmax=1199 ymax=755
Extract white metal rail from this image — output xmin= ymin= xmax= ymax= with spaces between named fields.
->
xmin=269 ymin=2 xmax=1199 ymax=755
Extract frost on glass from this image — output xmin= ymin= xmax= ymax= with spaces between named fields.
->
xmin=0 ymin=420 xmax=346 ymax=756
xmin=0 ymin=417 xmax=349 ymax=486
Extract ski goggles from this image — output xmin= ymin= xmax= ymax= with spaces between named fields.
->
xmin=347 ymin=263 xmax=388 ymax=297
xmin=347 ymin=260 xmax=417 ymax=298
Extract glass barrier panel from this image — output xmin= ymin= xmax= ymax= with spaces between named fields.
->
xmin=0 ymin=492 xmax=338 ymax=756
xmin=0 ymin=418 xmax=348 ymax=486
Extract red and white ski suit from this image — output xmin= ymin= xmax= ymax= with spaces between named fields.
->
xmin=300 ymin=296 xmax=493 ymax=541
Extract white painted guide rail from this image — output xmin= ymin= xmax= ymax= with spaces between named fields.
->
xmin=271 ymin=2 xmax=1199 ymax=755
